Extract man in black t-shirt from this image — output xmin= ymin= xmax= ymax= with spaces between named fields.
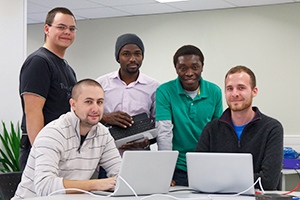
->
xmin=19 ymin=7 xmax=77 ymax=171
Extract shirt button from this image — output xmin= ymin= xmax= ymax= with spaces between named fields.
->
xmin=191 ymin=103 xmax=193 ymax=106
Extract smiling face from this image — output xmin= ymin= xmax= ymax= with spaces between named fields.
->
xmin=70 ymin=85 xmax=104 ymax=130
xmin=44 ymin=12 xmax=76 ymax=51
xmin=175 ymin=54 xmax=203 ymax=91
xmin=118 ymin=44 xmax=143 ymax=75
xmin=225 ymin=72 xmax=258 ymax=112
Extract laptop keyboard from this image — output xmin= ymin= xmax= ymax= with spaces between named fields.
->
xmin=109 ymin=113 xmax=155 ymax=141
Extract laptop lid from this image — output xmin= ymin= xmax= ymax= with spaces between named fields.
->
xmin=108 ymin=113 xmax=158 ymax=148
xmin=93 ymin=151 xmax=178 ymax=196
xmin=186 ymin=152 xmax=254 ymax=195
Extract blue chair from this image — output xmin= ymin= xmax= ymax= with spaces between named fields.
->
xmin=0 ymin=172 xmax=22 ymax=200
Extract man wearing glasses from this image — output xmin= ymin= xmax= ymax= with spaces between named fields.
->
xmin=19 ymin=7 xmax=77 ymax=171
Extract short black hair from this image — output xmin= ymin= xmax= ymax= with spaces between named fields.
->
xmin=44 ymin=7 xmax=76 ymax=41
xmin=173 ymin=45 xmax=204 ymax=67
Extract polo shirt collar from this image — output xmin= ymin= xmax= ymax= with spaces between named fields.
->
xmin=175 ymin=77 xmax=209 ymax=99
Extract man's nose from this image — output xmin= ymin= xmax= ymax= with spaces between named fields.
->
xmin=232 ymin=89 xmax=239 ymax=97
xmin=91 ymin=103 xmax=98 ymax=112
xmin=129 ymin=54 xmax=136 ymax=62
xmin=63 ymin=27 xmax=71 ymax=34
xmin=185 ymin=68 xmax=193 ymax=76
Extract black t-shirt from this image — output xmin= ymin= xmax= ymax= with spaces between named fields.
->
xmin=20 ymin=47 xmax=77 ymax=133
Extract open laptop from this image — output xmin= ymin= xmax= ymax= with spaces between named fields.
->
xmin=108 ymin=113 xmax=157 ymax=148
xmin=186 ymin=152 xmax=254 ymax=195
xmin=92 ymin=151 xmax=178 ymax=196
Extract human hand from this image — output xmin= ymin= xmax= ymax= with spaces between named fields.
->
xmin=119 ymin=139 xmax=150 ymax=150
xmin=171 ymin=180 xmax=176 ymax=187
xmin=102 ymin=111 xmax=133 ymax=128
xmin=94 ymin=177 xmax=117 ymax=191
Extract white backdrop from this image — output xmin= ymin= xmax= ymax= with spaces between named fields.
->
xmin=27 ymin=3 xmax=300 ymax=135
xmin=0 ymin=0 xmax=26 ymax=126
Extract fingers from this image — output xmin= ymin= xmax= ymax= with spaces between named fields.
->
xmin=171 ymin=180 xmax=176 ymax=187
xmin=116 ymin=111 xmax=133 ymax=128
xmin=101 ymin=177 xmax=117 ymax=191
xmin=103 ymin=111 xmax=134 ymax=128
xmin=119 ymin=139 xmax=150 ymax=150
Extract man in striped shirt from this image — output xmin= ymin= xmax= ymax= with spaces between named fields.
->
xmin=13 ymin=79 xmax=121 ymax=199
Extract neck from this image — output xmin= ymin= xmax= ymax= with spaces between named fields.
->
xmin=43 ymin=43 xmax=66 ymax=59
xmin=231 ymin=107 xmax=255 ymax=126
xmin=79 ymin=124 xmax=91 ymax=136
xmin=119 ymin=69 xmax=139 ymax=85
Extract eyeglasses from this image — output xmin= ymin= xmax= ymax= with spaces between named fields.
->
xmin=48 ymin=24 xmax=77 ymax=32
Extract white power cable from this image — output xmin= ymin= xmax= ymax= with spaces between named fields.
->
xmin=47 ymin=176 xmax=264 ymax=199
xmin=208 ymin=177 xmax=263 ymax=198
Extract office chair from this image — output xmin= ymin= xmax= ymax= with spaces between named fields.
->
xmin=0 ymin=172 xmax=22 ymax=200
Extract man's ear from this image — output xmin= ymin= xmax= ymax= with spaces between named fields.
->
xmin=44 ymin=24 xmax=50 ymax=37
xmin=70 ymin=98 xmax=76 ymax=112
xmin=252 ymin=87 xmax=258 ymax=97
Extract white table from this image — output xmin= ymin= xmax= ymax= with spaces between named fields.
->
xmin=22 ymin=186 xmax=256 ymax=200
xmin=22 ymin=187 xmax=300 ymax=200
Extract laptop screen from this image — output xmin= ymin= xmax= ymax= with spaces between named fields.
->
xmin=186 ymin=152 xmax=254 ymax=195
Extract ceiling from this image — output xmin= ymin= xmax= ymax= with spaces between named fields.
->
xmin=27 ymin=0 xmax=300 ymax=24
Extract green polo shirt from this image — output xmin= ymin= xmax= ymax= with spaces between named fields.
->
xmin=156 ymin=77 xmax=223 ymax=171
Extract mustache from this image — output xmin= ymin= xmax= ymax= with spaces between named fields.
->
xmin=127 ymin=63 xmax=139 ymax=67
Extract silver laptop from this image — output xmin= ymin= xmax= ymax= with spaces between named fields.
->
xmin=93 ymin=151 xmax=178 ymax=196
xmin=186 ymin=152 xmax=254 ymax=195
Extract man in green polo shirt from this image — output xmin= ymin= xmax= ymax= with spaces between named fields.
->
xmin=155 ymin=45 xmax=223 ymax=186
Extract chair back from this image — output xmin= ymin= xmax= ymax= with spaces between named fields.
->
xmin=0 ymin=172 xmax=22 ymax=200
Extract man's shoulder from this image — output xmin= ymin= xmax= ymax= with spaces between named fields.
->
xmin=27 ymin=47 xmax=53 ymax=60
xmin=206 ymin=117 xmax=220 ymax=127
xmin=158 ymin=79 xmax=176 ymax=90
xmin=258 ymin=110 xmax=282 ymax=126
xmin=96 ymin=71 xmax=117 ymax=84
xmin=139 ymin=72 xmax=160 ymax=86
xmin=23 ymin=47 xmax=60 ymax=70
xmin=41 ymin=112 xmax=74 ymax=134
xmin=201 ymin=78 xmax=222 ymax=92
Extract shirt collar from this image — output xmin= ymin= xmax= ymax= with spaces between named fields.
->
xmin=219 ymin=106 xmax=261 ymax=127
xmin=109 ymin=69 xmax=147 ymax=85
xmin=70 ymin=109 xmax=98 ymax=139
xmin=176 ymin=77 xmax=208 ymax=99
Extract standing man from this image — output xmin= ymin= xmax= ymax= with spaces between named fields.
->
xmin=96 ymin=33 xmax=160 ymax=178
xmin=155 ymin=45 xmax=223 ymax=186
xmin=195 ymin=66 xmax=283 ymax=190
xmin=19 ymin=7 xmax=77 ymax=171
xmin=13 ymin=79 xmax=121 ymax=199
xmin=96 ymin=33 xmax=160 ymax=138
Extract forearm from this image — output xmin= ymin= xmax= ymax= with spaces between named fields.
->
xmin=63 ymin=177 xmax=116 ymax=192
xmin=23 ymin=93 xmax=46 ymax=145
xmin=156 ymin=120 xmax=173 ymax=150
xmin=26 ymin=111 xmax=44 ymax=145
xmin=63 ymin=179 xmax=99 ymax=193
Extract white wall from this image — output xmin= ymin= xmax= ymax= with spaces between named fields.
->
xmin=27 ymin=3 xmax=300 ymax=135
xmin=0 ymin=0 xmax=26 ymax=126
